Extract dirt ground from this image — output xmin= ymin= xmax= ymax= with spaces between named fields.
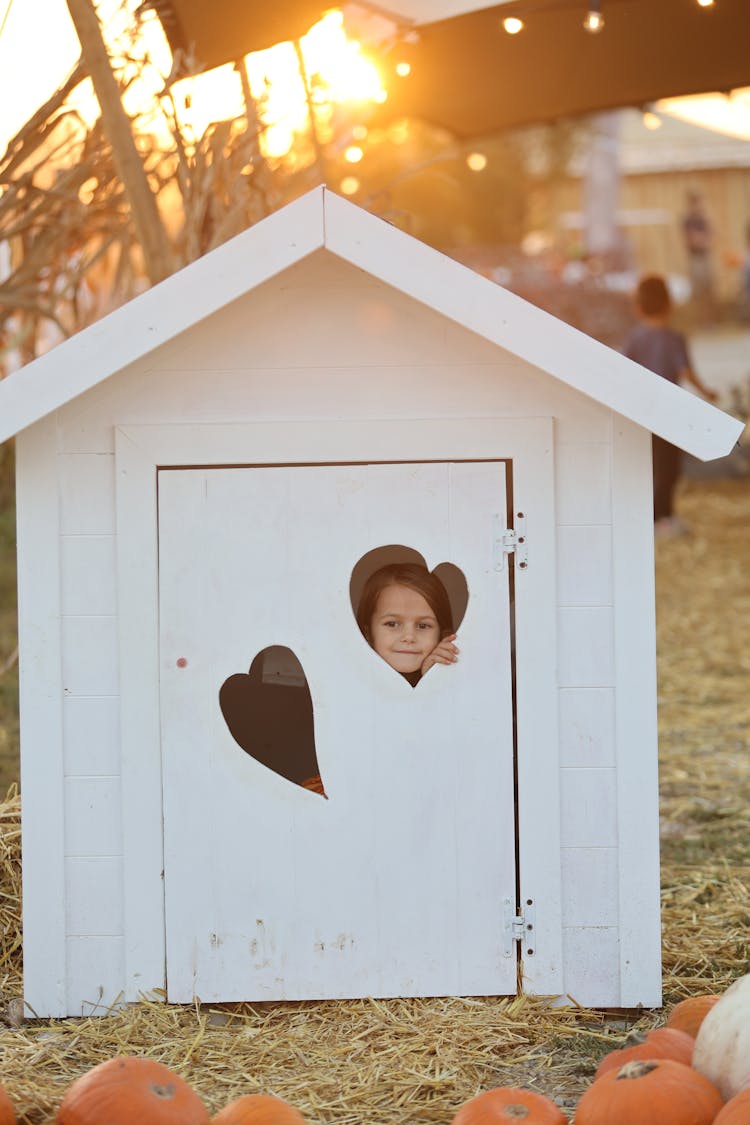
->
xmin=0 ymin=475 xmax=748 ymax=1122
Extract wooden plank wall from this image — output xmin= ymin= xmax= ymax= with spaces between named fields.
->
xmin=556 ymin=166 xmax=750 ymax=300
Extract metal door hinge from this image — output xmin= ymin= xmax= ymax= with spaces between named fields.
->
xmin=503 ymin=897 xmax=536 ymax=957
xmin=494 ymin=514 xmax=528 ymax=571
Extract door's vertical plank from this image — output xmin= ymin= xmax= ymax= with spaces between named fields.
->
xmin=157 ymin=470 xmax=215 ymax=1000
xmin=446 ymin=462 xmax=515 ymax=992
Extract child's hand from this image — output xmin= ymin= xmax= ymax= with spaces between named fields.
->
xmin=421 ymin=634 xmax=459 ymax=675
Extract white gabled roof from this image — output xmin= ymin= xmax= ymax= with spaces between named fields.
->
xmin=0 ymin=186 xmax=743 ymax=460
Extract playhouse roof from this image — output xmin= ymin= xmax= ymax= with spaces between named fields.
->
xmin=0 ymin=186 xmax=742 ymax=460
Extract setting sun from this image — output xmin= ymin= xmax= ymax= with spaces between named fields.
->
xmin=168 ymin=10 xmax=387 ymax=159
xmin=299 ymin=12 xmax=385 ymax=105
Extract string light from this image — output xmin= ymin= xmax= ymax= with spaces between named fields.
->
xmin=466 ymin=152 xmax=488 ymax=171
xmin=642 ymin=111 xmax=662 ymax=130
xmin=583 ymin=2 xmax=605 ymax=32
xmin=489 ymin=0 xmax=713 ymax=39
xmin=502 ymin=17 xmax=525 ymax=34
xmin=395 ymin=61 xmax=411 ymax=77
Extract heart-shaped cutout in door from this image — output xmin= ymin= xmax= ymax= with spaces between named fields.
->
xmin=350 ymin=546 xmax=468 ymax=687
xmin=219 ymin=646 xmax=326 ymax=796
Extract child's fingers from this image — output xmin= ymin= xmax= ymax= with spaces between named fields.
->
xmin=422 ymin=637 xmax=460 ymax=673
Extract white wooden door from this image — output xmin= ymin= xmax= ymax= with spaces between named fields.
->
xmin=158 ymin=461 xmax=516 ymax=1001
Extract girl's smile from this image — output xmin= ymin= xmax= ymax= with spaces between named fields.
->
xmin=369 ymin=585 xmax=440 ymax=675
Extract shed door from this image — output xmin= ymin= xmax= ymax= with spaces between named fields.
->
xmin=158 ymin=461 xmax=516 ymax=1001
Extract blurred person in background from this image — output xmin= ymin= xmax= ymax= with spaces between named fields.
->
xmin=624 ymin=274 xmax=719 ymax=539
xmin=681 ymin=190 xmax=717 ymax=326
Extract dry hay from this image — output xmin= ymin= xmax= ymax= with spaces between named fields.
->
xmin=0 ymin=477 xmax=748 ymax=1123
xmin=656 ymin=479 xmax=750 ymax=1001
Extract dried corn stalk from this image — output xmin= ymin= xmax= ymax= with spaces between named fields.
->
xmin=0 ymin=3 xmax=317 ymax=375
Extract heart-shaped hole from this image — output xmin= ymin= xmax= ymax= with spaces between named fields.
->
xmin=219 ymin=646 xmax=326 ymax=796
xmin=350 ymin=546 xmax=468 ymax=687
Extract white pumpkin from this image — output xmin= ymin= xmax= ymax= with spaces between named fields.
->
xmin=693 ymin=973 xmax=750 ymax=1100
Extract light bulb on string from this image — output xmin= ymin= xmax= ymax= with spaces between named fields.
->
xmin=466 ymin=151 xmax=488 ymax=171
xmin=502 ymin=17 xmax=525 ymax=34
xmin=583 ymin=1 xmax=605 ymax=32
xmin=696 ymin=0 xmax=715 ymax=7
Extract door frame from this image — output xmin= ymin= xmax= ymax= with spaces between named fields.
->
xmin=115 ymin=417 xmax=562 ymax=999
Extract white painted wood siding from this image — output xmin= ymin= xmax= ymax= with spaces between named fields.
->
xmin=554 ymin=430 xmax=621 ymax=1006
xmin=17 ymin=249 xmax=662 ymax=1013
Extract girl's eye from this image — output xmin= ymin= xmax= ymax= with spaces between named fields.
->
xmin=418 ymin=622 xmax=435 ymax=630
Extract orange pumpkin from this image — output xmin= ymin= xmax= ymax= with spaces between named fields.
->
xmin=574 ymin=1059 xmax=724 ymax=1125
xmin=55 ymin=1056 xmax=210 ymax=1124
xmin=451 ymin=1086 xmax=567 ymax=1123
xmin=0 ymin=1085 xmax=16 ymax=1125
xmin=212 ymin=1094 xmax=308 ymax=1123
xmin=666 ymin=995 xmax=720 ymax=1039
xmin=714 ymin=1089 xmax=750 ymax=1124
xmin=594 ymin=1026 xmax=694 ymax=1079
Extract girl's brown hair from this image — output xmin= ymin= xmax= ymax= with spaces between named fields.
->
xmin=636 ymin=274 xmax=672 ymax=317
xmin=356 ymin=563 xmax=454 ymax=642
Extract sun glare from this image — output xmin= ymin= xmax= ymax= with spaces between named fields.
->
xmin=58 ymin=5 xmax=387 ymax=163
xmin=240 ymin=10 xmax=387 ymax=159
xmin=170 ymin=64 xmax=247 ymax=141
xmin=302 ymin=12 xmax=386 ymax=105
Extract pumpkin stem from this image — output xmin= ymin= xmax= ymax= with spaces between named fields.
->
xmin=623 ymin=1029 xmax=647 ymax=1046
xmin=503 ymin=1108 xmax=530 ymax=1119
xmin=616 ymin=1061 xmax=659 ymax=1080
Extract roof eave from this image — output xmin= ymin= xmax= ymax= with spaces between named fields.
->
xmin=322 ymin=191 xmax=744 ymax=462
xmin=0 ymin=187 xmax=327 ymax=446
xmin=0 ymin=185 xmax=743 ymax=461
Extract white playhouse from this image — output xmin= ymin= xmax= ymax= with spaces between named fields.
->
xmin=0 ymin=187 xmax=742 ymax=1019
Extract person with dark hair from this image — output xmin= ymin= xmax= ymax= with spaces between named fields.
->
xmin=356 ymin=563 xmax=459 ymax=686
xmin=681 ymin=190 xmax=716 ymax=324
xmin=624 ymin=274 xmax=718 ymax=538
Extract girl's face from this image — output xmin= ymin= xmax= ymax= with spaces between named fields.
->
xmin=369 ymin=583 xmax=440 ymax=675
